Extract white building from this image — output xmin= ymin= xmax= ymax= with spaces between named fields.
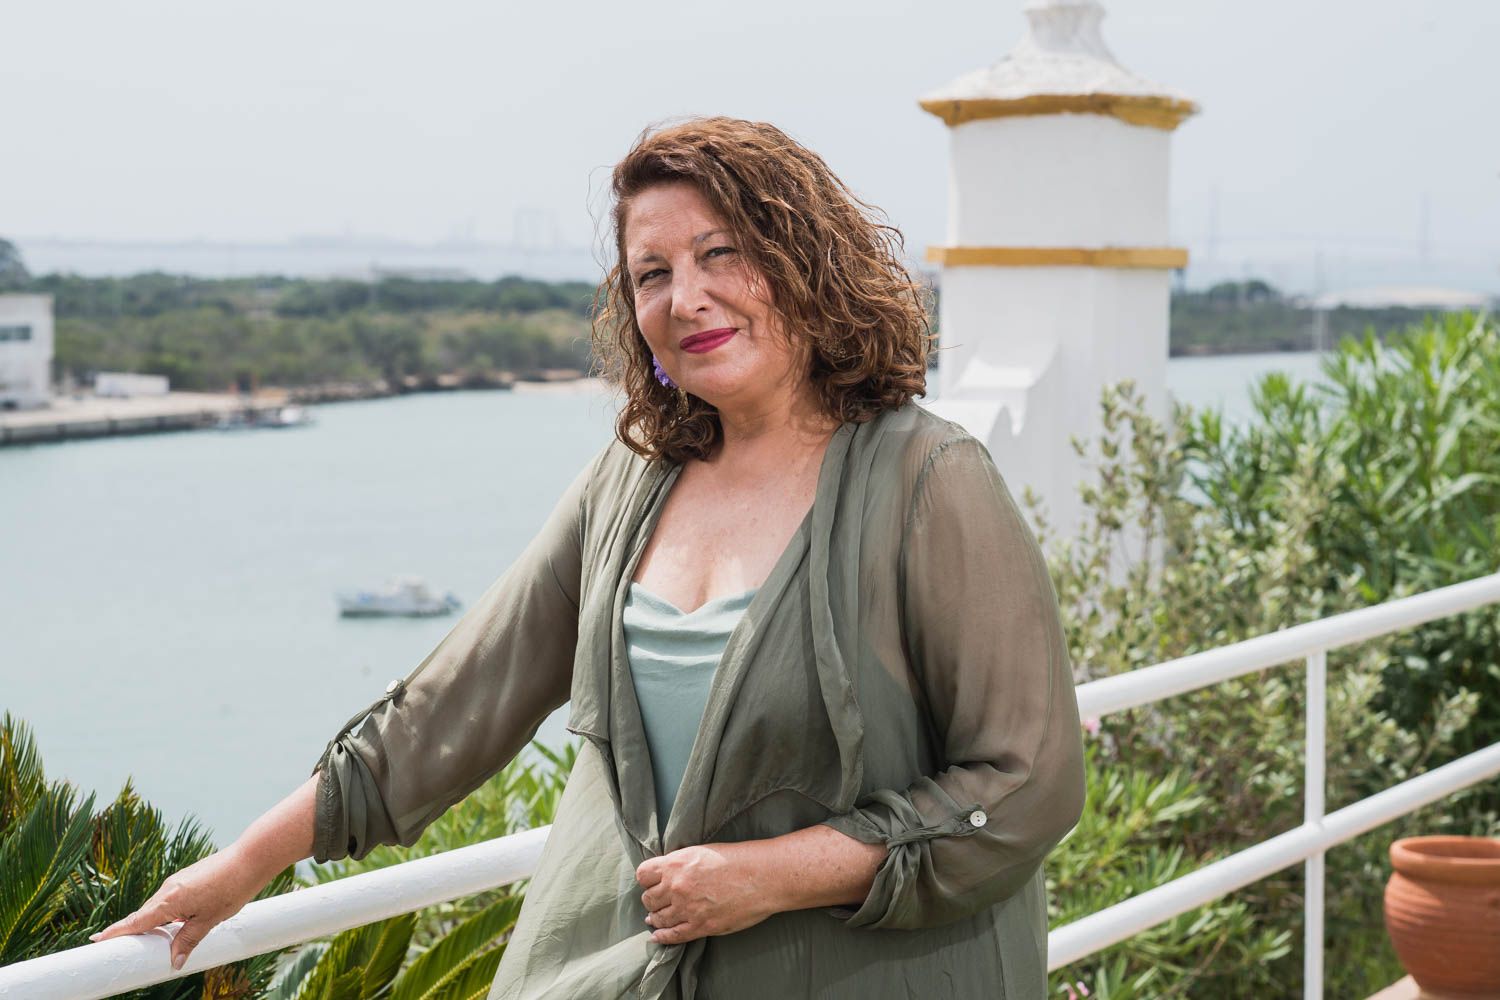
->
xmin=919 ymin=0 xmax=1197 ymax=540
xmin=95 ymin=372 xmax=170 ymax=398
xmin=0 ymin=294 xmax=54 ymax=410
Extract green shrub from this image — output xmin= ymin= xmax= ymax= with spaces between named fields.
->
xmin=1037 ymin=312 xmax=1500 ymax=996
xmin=1191 ymin=313 xmax=1500 ymax=752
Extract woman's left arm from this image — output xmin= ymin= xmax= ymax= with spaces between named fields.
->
xmin=814 ymin=433 xmax=1086 ymax=930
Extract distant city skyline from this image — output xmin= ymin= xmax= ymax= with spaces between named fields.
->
xmin=6 ymin=0 xmax=1497 ymax=294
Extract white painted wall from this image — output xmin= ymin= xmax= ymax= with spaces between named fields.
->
xmin=931 ymin=266 xmax=1170 ymax=537
xmin=946 ymin=114 xmax=1173 ymax=247
xmin=0 ymin=294 xmax=54 ymax=409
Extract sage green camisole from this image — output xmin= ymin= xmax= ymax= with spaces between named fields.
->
xmin=621 ymin=582 xmax=758 ymax=831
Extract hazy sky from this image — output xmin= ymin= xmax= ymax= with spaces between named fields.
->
xmin=5 ymin=0 xmax=1497 ymax=289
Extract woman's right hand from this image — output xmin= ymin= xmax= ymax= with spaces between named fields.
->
xmin=90 ymin=773 xmax=320 ymax=971
xmin=89 ymin=845 xmax=266 ymax=971
xmin=89 ymin=773 xmax=320 ymax=972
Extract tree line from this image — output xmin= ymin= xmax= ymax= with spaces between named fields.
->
xmin=0 ymin=242 xmax=596 ymax=391
xmin=1168 ymin=279 xmax=1479 ymax=354
xmin=2 ymin=236 xmax=1481 ymax=393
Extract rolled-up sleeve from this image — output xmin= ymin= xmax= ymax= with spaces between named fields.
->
xmin=819 ymin=434 xmax=1085 ymax=929
xmin=309 ymin=452 xmax=597 ymax=863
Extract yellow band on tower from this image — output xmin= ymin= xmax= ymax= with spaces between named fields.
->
xmin=919 ymin=93 xmax=1198 ymax=131
xmin=925 ymin=246 xmax=1189 ymax=269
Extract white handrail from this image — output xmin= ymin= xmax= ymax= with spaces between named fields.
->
xmin=0 ymin=828 xmax=548 ymax=1000
xmin=1059 ymin=569 xmax=1500 ymax=1000
xmin=1047 ymin=740 xmax=1500 ymax=968
xmin=4 ymin=573 xmax=1499 ymax=1000
xmin=1075 ymin=572 xmax=1500 ymax=719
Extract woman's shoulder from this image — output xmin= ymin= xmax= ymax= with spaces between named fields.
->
xmin=867 ymin=401 xmax=999 ymax=492
xmin=572 ymin=434 xmax=660 ymax=511
xmin=893 ymin=400 xmax=983 ymax=451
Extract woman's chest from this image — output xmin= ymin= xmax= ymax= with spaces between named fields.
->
xmin=568 ymin=435 xmax=935 ymax=845
xmin=628 ymin=462 xmax=820 ymax=615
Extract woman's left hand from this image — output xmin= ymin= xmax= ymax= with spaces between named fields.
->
xmin=635 ymin=842 xmax=779 ymax=945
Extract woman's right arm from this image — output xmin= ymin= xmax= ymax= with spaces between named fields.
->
xmin=90 ymin=446 xmax=603 ymax=968
xmin=311 ymin=450 xmax=595 ymax=862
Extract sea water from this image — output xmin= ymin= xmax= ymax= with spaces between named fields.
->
xmin=0 ymin=352 xmax=1330 ymax=841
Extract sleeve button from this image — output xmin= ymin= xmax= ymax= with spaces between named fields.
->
xmin=968 ymin=810 xmax=988 ymax=828
xmin=385 ymin=679 xmax=402 ymax=695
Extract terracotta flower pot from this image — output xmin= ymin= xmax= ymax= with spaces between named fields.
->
xmin=1384 ymin=835 xmax=1500 ymax=998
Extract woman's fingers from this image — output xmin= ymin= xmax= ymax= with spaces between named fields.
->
xmin=644 ymin=902 xmax=678 ymax=927
xmin=89 ymin=900 xmax=221 ymax=971
xmin=85 ymin=850 xmax=261 ymax=975
xmin=634 ymin=858 xmax=663 ymax=888
xmin=649 ymin=920 xmax=696 ymax=945
xmin=90 ymin=897 xmax=173 ymax=941
xmin=169 ymin=917 xmax=213 ymax=970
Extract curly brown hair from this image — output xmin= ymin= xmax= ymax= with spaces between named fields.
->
xmin=590 ymin=116 xmax=934 ymax=464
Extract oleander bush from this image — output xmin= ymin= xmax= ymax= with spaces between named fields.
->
xmin=1040 ymin=310 xmax=1500 ymax=997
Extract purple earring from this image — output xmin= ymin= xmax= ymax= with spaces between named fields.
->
xmin=652 ymin=355 xmax=677 ymax=390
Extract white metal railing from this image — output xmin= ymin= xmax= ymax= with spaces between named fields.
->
xmin=4 ymin=574 xmax=1499 ymax=1000
xmin=1056 ymin=571 xmax=1500 ymax=999
xmin=0 ymin=828 xmax=550 ymax=1000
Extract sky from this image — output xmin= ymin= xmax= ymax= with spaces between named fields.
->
xmin=4 ymin=0 xmax=1497 ymax=293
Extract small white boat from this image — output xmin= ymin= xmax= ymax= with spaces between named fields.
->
xmin=338 ymin=577 xmax=462 ymax=618
xmin=263 ymin=404 xmax=313 ymax=428
xmin=216 ymin=404 xmax=315 ymax=431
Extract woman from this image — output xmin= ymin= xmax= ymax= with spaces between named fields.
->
xmin=94 ymin=117 xmax=1086 ymax=999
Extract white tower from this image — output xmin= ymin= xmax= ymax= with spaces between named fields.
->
xmin=920 ymin=0 xmax=1197 ymax=539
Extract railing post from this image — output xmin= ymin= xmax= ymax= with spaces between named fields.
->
xmin=1304 ymin=649 xmax=1327 ymax=1000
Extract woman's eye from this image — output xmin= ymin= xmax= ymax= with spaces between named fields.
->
xmin=637 ymin=269 xmax=665 ymax=285
xmin=706 ymin=246 xmax=735 ymax=259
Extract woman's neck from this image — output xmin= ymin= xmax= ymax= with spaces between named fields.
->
xmin=710 ymin=386 xmax=840 ymax=477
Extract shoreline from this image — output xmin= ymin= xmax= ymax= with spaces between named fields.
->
xmin=0 ymin=369 xmax=604 ymax=447
xmin=1169 ymin=343 xmax=1325 ymax=358
xmin=2 ymin=347 xmax=1329 ymax=449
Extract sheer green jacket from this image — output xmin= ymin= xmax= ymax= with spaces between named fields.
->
xmin=311 ymin=401 xmax=1087 ymax=999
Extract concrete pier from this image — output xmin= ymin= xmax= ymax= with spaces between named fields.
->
xmin=0 ymin=392 xmax=291 ymax=446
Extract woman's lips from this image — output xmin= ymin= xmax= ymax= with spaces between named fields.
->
xmin=680 ymin=328 xmax=737 ymax=353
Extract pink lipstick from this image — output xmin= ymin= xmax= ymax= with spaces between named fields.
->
xmin=680 ymin=328 xmax=737 ymax=353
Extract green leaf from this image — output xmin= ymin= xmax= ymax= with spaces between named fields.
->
xmin=0 ymin=713 xmax=48 ymax=836
xmin=391 ymin=895 xmax=521 ymax=1000
xmin=293 ymin=913 xmax=414 ymax=1000
xmin=264 ymin=942 xmax=327 ymax=1000
xmin=0 ymin=784 xmax=96 ymax=963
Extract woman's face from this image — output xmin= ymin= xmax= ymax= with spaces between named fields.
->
xmin=624 ymin=181 xmax=807 ymax=415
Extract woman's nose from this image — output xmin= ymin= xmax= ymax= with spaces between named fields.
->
xmin=669 ymin=265 xmax=713 ymax=323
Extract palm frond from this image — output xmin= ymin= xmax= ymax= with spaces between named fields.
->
xmin=430 ymin=947 xmax=506 ymax=1000
xmin=292 ymin=912 xmax=414 ymax=1000
xmin=0 ymin=712 xmax=48 ymax=836
xmin=264 ymin=942 xmax=328 ymax=1000
xmin=390 ymin=895 xmax=521 ymax=1000
xmin=0 ymin=783 xmax=96 ymax=963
